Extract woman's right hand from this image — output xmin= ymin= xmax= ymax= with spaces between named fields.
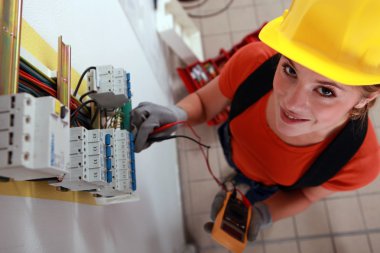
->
xmin=130 ymin=102 xmax=187 ymax=152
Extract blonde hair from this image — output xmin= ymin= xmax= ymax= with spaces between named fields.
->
xmin=350 ymin=84 xmax=380 ymax=120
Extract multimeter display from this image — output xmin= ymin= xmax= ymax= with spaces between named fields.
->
xmin=221 ymin=196 xmax=249 ymax=242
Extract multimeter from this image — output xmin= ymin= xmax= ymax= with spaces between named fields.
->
xmin=211 ymin=191 xmax=252 ymax=253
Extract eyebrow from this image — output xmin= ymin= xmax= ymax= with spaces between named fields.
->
xmin=284 ymin=57 xmax=344 ymax=90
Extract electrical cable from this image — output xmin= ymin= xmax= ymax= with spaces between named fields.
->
xmin=148 ymin=135 xmax=211 ymax=149
xmin=70 ymin=99 xmax=97 ymax=120
xmin=73 ymin=66 xmax=96 ymax=97
xmin=181 ymin=0 xmax=209 ymax=10
xmin=79 ymin=90 xmax=96 ymax=103
xmin=187 ymin=0 xmax=234 ymax=18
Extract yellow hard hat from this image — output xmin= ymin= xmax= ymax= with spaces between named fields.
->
xmin=259 ymin=0 xmax=380 ymax=86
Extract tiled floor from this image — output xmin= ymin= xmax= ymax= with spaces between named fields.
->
xmin=175 ymin=0 xmax=380 ymax=253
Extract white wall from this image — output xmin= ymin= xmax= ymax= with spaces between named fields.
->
xmin=0 ymin=0 xmax=186 ymax=253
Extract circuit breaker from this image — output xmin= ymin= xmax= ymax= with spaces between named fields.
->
xmin=86 ymin=65 xmax=129 ymax=108
xmin=51 ymin=127 xmax=136 ymax=198
xmin=0 ymin=93 xmax=70 ymax=180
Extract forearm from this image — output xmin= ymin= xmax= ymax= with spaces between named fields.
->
xmin=176 ymin=92 xmax=207 ymax=125
xmin=262 ymin=190 xmax=313 ymax=222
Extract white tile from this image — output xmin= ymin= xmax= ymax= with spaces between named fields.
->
xmin=228 ymin=6 xmax=258 ymax=32
xmin=189 ymin=179 xmax=221 ymax=214
xmin=369 ymin=100 xmax=380 ymax=127
xmin=200 ymin=247 xmax=229 ymax=253
xmin=281 ymin=0 xmax=293 ymax=9
xmin=199 ymin=0 xmax=229 ymax=12
xmin=245 ymin=242 xmax=265 ymax=253
xmin=187 ymin=148 xmax=221 ymax=181
xmin=231 ymin=30 xmax=254 ymax=45
xmin=299 ymin=238 xmax=334 ymax=253
xmin=202 ymin=33 xmax=232 ymax=59
xmin=369 ymin=232 xmax=380 ymax=253
xmin=177 ymin=124 xmax=220 ymax=151
xmin=359 ymin=194 xmax=380 ymax=229
xmin=294 ymin=201 xmax=330 ymax=236
xmin=358 ymin=175 xmax=380 ymax=194
xmin=201 ymin=11 xmax=230 ymax=35
xmin=264 ymin=240 xmax=299 ymax=253
xmin=254 ymin=1 xmax=284 ymax=26
xmin=230 ymin=0 xmax=255 ymax=8
xmin=326 ymin=190 xmax=357 ymax=199
xmin=326 ymin=197 xmax=365 ymax=233
xmin=262 ymin=217 xmax=296 ymax=240
xmin=187 ymin=213 xmax=221 ymax=249
xmin=334 ymin=235 xmax=371 ymax=253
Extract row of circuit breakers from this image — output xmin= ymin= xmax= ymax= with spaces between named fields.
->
xmin=0 ymin=65 xmax=137 ymax=204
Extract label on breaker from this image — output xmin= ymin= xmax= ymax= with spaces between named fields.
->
xmin=116 ymin=180 xmax=130 ymax=192
xmin=116 ymin=169 xmax=129 ymax=180
xmin=87 ymin=130 xmax=100 ymax=143
xmin=69 ymin=154 xmax=86 ymax=168
xmin=87 ymin=168 xmax=103 ymax=182
xmin=88 ymin=155 xmax=103 ymax=168
xmin=87 ymin=142 xmax=101 ymax=156
xmin=70 ymin=140 xmax=85 ymax=155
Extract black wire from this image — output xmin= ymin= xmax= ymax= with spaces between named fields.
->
xmin=79 ymin=90 xmax=96 ymax=103
xmin=148 ymin=135 xmax=211 ymax=149
xmin=90 ymin=106 xmax=100 ymax=127
xmin=70 ymin=99 xmax=97 ymax=120
xmin=73 ymin=66 xmax=96 ymax=97
xmin=188 ymin=0 xmax=234 ymax=18
xmin=182 ymin=0 xmax=208 ymax=9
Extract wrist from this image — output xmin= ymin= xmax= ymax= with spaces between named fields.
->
xmin=169 ymin=105 xmax=188 ymax=122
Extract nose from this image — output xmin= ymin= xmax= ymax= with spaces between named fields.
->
xmin=284 ymin=82 xmax=308 ymax=110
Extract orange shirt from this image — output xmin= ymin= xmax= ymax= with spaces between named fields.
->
xmin=218 ymin=41 xmax=380 ymax=191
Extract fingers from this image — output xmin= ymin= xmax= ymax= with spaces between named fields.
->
xmin=210 ymin=191 xmax=226 ymax=220
xmin=134 ymin=119 xmax=158 ymax=152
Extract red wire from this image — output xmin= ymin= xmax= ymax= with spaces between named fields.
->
xmin=185 ymin=122 xmax=227 ymax=192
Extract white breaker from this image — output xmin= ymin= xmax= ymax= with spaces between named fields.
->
xmin=51 ymin=127 xmax=137 ymax=200
xmin=87 ymin=65 xmax=129 ymax=108
xmin=0 ymin=93 xmax=70 ymax=180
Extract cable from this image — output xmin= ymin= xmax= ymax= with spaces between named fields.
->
xmin=79 ymin=90 xmax=96 ymax=103
xmin=181 ymin=0 xmax=209 ymax=10
xmin=70 ymin=99 xmax=97 ymax=120
xmin=187 ymin=0 xmax=234 ymax=18
xmin=73 ymin=66 xmax=96 ymax=97
xmin=148 ymin=135 xmax=211 ymax=148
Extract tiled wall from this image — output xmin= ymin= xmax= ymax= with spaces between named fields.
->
xmin=175 ymin=1 xmax=380 ymax=252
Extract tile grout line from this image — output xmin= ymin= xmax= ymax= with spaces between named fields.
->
xmin=323 ymin=199 xmax=338 ymax=253
xmin=292 ymin=216 xmax=302 ymax=253
xmin=356 ymin=191 xmax=374 ymax=253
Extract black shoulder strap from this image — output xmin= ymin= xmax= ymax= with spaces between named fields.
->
xmin=228 ymin=54 xmax=368 ymax=190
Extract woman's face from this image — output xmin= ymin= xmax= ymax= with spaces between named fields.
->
xmin=271 ymin=56 xmax=367 ymax=140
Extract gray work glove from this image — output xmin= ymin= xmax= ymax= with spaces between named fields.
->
xmin=204 ymin=191 xmax=272 ymax=241
xmin=130 ymin=102 xmax=187 ymax=152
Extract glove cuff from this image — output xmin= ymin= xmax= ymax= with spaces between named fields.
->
xmin=169 ymin=105 xmax=188 ymax=122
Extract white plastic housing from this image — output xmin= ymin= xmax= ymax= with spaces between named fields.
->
xmin=0 ymin=93 xmax=70 ymax=180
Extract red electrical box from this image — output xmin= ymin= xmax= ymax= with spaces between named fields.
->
xmin=177 ymin=23 xmax=267 ymax=126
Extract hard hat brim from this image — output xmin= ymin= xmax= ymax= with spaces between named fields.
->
xmin=259 ymin=16 xmax=380 ymax=86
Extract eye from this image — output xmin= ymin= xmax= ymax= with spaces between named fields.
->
xmin=316 ymin=87 xmax=336 ymax=97
xmin=282 ymin=63 xmax=297 ymax=77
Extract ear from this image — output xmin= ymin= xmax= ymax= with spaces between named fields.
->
xmin=354 ymin=92 xmax=380 ymax=109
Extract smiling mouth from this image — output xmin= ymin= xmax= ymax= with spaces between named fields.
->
xmin=281 ymin=108 xmax=309 ymax=122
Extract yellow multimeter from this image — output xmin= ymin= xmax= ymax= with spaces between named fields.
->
xmin=211 ymin=191 xmax=252 ymax=253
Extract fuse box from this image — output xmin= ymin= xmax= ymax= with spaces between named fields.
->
xmin=0 ymin=93 xmax=70 ymax=180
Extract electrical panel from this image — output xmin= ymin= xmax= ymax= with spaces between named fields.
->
xmin=0 ymin=60 xmax=138 ymax=204
xmin=86 ymin=65 xmax=129 ymax=108
xmin=0 ymin=93 xmax=70 ymax=180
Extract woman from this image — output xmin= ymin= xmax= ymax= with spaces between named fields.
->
xmin=131 ymin=0 xmax=380 ymax=241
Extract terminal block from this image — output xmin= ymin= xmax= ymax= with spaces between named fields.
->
xmin=87 ymin=65 xmax=129 ymax=108
xmin=0 ymin=93 xmax=69 ymax=180
xmin=51 ymin=127 xmax=136 ymax=199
